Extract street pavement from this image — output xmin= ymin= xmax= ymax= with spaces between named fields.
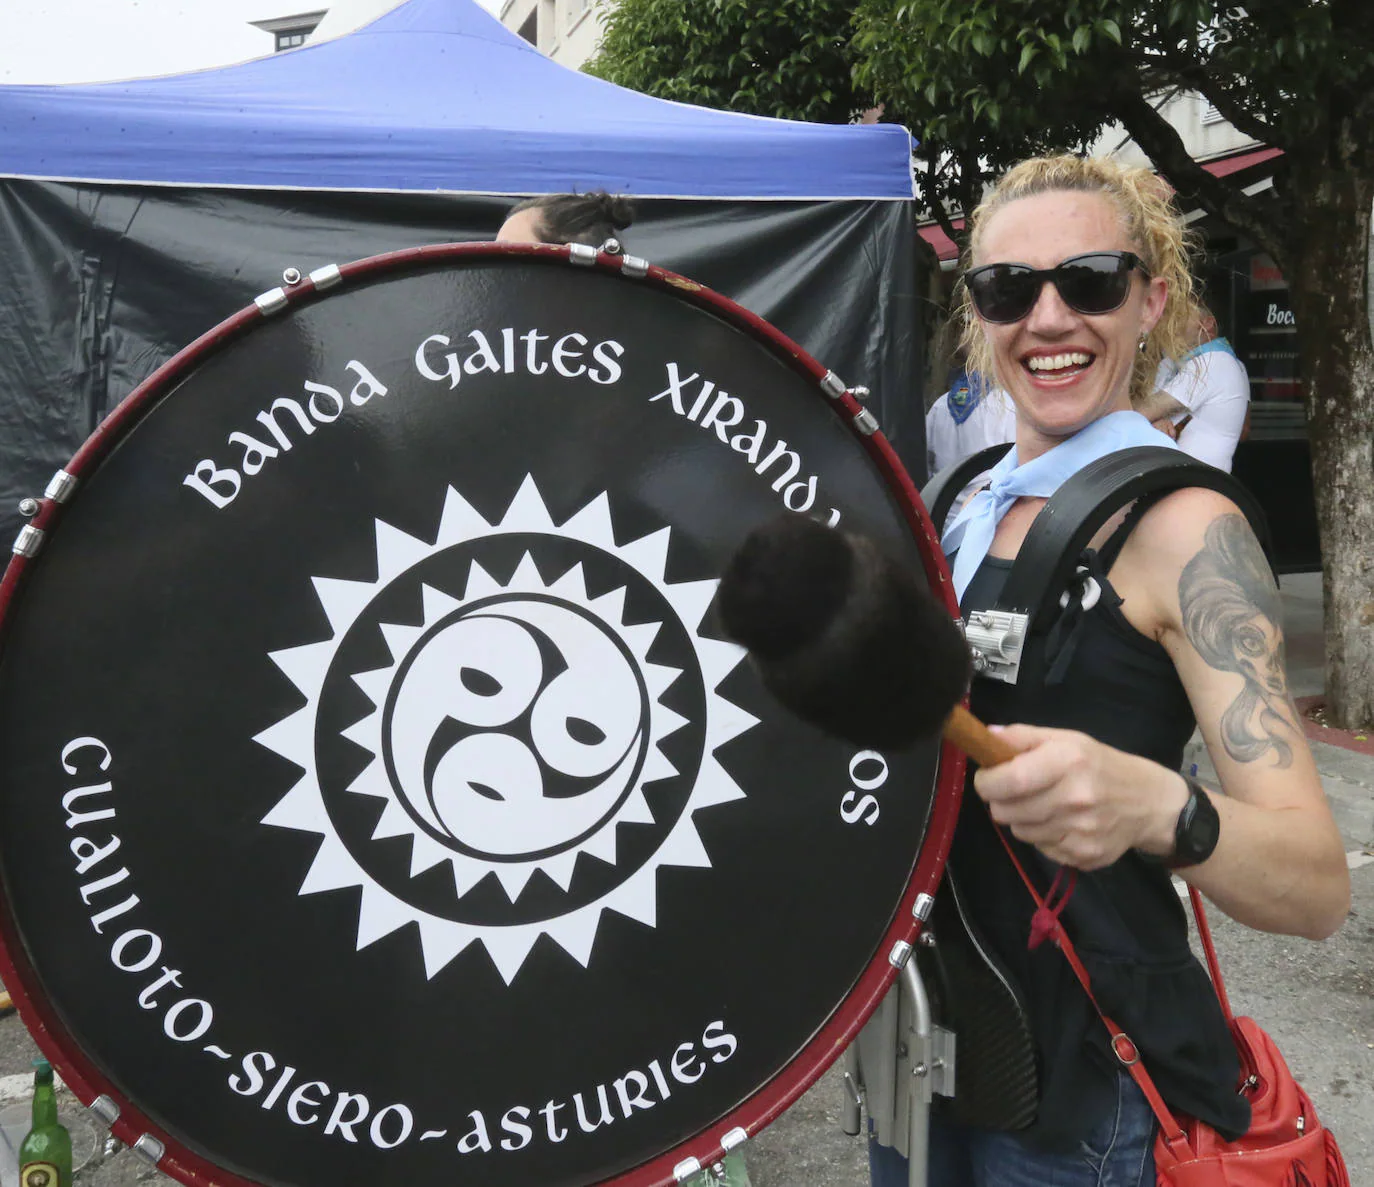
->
xmin=0 ymin=572 xmax=1369 ymax=1186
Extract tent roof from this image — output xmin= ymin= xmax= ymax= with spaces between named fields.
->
xmin=0 ymin=0 xmax=914 ymax=200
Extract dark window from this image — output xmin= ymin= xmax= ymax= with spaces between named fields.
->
xmin=518 ymin=10 xmax=537 ymax=44
xmin=275 ymin=30 xmax=310 ymax=50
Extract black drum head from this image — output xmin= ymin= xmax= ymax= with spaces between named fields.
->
xmin=0 ymin=250 xmax=951 ymax=1187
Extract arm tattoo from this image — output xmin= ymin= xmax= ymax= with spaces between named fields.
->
xmin=1178 ymin=515 xmax=1295 ymax=768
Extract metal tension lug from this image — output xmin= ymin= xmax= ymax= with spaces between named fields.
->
xmin=45 ymin=469 xmax=78 ymax=503
xmin=568 ymin=243 xmax=599 ymax=267
xmin=87 ymin=1094 xmax=120 ymax=1125
xmin=131 ymin=1134 xmax=166 ymax=1167
xmin=309 ymin=264 xmax=343 ymax=291
xmin=963 ymin=609 xmax=1029 ymax=684
xmin=819 ymin=370 xmax=846 ymax=398
xmin=12 ymin=525 xmax=43 ymax=558
xmin=673 ymin=1156 xmax=703 ymax=1181
xmin=253 ymin=287 xmax=289 ymax=315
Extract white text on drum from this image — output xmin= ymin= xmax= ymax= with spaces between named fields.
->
xmin=649 ymin=364 xmax=841 ymax=525
xmin=413 ymin=327 xmax=625 ymax=388
xmin=222 ymin=1019 xmax=737 ymax=1159
xmin=452 ymin=1020 xmax=738 ymax=1158
xmin=182 ymin=360 xmax=391 ymax=508
xmin=228 ymin=1052 xmax=418 ymax=1150
xmin=60 ymin=737 xmax=217 ymax=1043
xmin=839 ymin=750 xmax=891 ymax=826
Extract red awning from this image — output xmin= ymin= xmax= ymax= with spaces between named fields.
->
xmin=1201 ymin=146 xmax=1282 ymax=178
xmin=918 ymin=147 xmax=1280 ymax=266
xmin=918 ymin=218 xmax=963 ymax=263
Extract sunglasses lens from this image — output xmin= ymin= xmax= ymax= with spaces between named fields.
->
xmin=969 ymin=266 xmax=1037 ymax=323
xmin=1056 ymin=255 xmax=1133 ymax=315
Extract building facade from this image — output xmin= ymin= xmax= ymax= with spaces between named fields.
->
xmin=499 ymin=0 xmax=605 ymax=68
xmin=250 ymin=9 xmax=328 ymax=50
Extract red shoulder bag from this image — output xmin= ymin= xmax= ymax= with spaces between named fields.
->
xmin=999 ymin=838 xmax=1351 ymax=1186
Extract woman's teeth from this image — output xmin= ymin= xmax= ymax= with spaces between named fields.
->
xmin=1025 ymin=352 xmax=1091 ymax=374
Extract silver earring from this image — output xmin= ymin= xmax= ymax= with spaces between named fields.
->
xmin=1138 ymin=334 xmax=1148 ymax=353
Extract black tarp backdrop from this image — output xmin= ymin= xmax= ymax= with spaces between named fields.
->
xmin=0 ymin=182 xmax=922 ymax=548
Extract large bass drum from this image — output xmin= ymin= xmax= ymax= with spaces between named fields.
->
xmin=0 ymin=243 xmax=963 ymax=1187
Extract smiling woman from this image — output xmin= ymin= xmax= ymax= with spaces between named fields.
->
xmin=866 ymin=155 xmax=1351 ymax=1187
xmin=956 ymin=159 xmax=1197 ymax=454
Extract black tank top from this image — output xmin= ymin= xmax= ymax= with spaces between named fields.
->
xmin=951 ymin=510 xmax=1250 ymax=1150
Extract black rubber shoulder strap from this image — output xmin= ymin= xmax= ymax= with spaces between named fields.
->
xmin=995 ymin=446 xmax=1273 ymax=634
xmin=920 ymin=443 xmax=1014 ymax=535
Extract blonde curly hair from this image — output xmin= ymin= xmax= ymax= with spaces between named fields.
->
xmin=957 ymin=155 xmax=1199 ymax=409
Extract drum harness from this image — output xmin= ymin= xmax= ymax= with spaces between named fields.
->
xmin=848 ymin=444 xmax=1271 ymax=1186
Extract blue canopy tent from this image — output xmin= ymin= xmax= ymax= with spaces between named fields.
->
xmin=0 ymin=0 xmax=923 ymax=538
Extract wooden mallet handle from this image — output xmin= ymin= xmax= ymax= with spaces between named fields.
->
xmin=944 ymin=704 xmax=1020 ymax=768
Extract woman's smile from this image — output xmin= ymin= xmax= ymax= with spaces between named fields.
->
xmin=1020 ymin=347 xmax=1096 ymax=386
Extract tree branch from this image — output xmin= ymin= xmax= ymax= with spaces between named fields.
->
xmin=1166 ymin=72 xmax=1280 ymax=149
xmin=929 ymin=192 xmax=962 ymax=256
xmin=913 ymin=147 xmax=967 ymax=256
xmin=1111 ymin=86 xmax=1288 ymax=268
xmin=1115 ymin=46 xmax=1282 ymax=148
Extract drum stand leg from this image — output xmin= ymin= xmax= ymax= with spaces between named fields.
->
xmin=841 ymin=1046 xmax=864 ymax=1137
xmin=899 ymin=959 xmax=954 ymax=1187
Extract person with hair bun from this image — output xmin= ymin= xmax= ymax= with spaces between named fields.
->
xmin=496 ymin=190 xmax=636 ymax=247
xmin=866 ymin=154 xmax=1348 ymax=1185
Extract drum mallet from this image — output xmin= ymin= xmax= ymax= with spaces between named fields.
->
xmin=715 ymin=513 xmax=1017 ymax=766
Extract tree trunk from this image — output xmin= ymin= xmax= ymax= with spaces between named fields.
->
xmin=1287 ymin=168 xmax=1374 ymax=730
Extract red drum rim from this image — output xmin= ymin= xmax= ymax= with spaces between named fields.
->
xmin=0 ymin=240 xmax=966 ymax=1187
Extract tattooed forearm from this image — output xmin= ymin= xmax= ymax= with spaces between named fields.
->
xmin=1178 ymin=515 xmax=1296 ymax=768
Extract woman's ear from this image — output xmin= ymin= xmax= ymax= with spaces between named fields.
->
xmin=1141 ymin=276 xmax=1168 ymax=334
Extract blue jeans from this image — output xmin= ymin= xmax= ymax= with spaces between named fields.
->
xmin=868 ymin=1072 xmax=1156 ymax=1186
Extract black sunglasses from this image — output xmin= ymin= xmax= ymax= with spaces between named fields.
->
xmin=964 ymin=251 xmax=1151 ymax=324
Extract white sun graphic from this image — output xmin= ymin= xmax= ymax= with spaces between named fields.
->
xmin=253 ymin=476 xmax=757 ymax=983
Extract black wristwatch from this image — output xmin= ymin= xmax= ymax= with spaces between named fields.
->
xmin=1167 ymin=776 xmax=1220 ymax=868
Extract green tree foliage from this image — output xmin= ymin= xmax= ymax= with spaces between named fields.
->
xmin=853 ymin=0 xmax=1372 ymax=260
xmin=585 ymin=0 xmax=867 ymax=125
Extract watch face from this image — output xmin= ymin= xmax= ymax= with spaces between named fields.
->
xmin=1179 ymin=784 xmax=1220 ymax=863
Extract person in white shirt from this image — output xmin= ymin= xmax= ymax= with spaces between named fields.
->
xmin=1150 ymin=304 xmax=1250 ymax=471
xmin=925 ymin=367 xmax=1017 ymax=477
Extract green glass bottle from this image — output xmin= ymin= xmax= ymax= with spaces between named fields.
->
xmin=18 ymin=1058 xmax=72 ymax=1187
xmin=684 ymin=1151 xmax=753 ymax=1187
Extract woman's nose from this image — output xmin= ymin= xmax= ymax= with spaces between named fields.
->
xmin=1024 ymin=278 xmax=1078 ymax=333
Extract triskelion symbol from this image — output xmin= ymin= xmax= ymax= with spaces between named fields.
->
xmin=255 ymin=477 xmax=757 ymax=983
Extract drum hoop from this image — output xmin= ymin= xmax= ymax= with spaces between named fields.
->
xmin=0 ymin=240 xmax=967 ymax=1187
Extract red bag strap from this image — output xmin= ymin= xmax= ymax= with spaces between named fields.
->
xmin=1187 ymin=885 xmax=1235 ymax=1024
xmin=988 ymin=825 xmax=1194 ymax=1155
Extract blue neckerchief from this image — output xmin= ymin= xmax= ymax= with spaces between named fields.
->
xmin=945 ymin=370 xmax=989 ymax=426
xmin=941 ymin=409 xmax=1178 ymax=600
